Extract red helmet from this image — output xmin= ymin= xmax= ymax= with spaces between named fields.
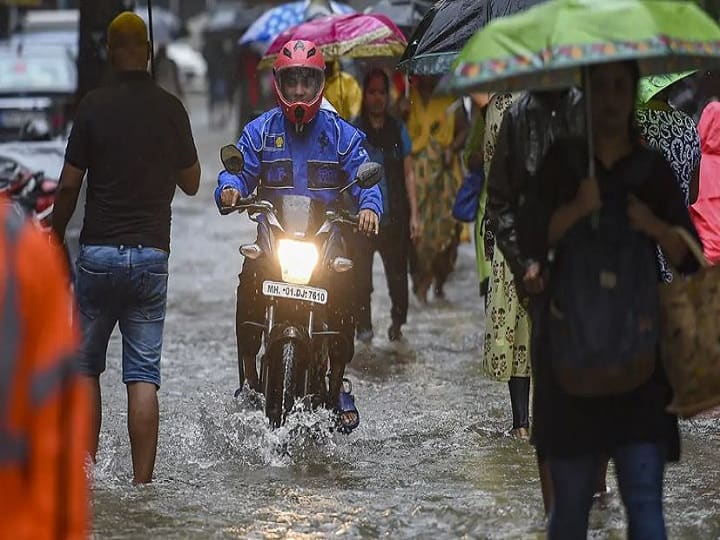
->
xmin=273 ymin=40 xmax=325 ymax=129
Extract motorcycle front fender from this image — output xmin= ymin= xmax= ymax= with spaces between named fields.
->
xmin=266 ymin=323 xmax=311 ymax=357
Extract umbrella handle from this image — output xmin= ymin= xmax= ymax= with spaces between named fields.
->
xmin=148 ymin=0 xmax=156 ymax=79
xmin=583 ymin=65 xmax=595 ymax=179
xmin=583 ymin=66 xmax=600 ymax=229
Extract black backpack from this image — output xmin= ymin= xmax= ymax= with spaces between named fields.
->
xmin=548 ymin=154 xmax=660 ymax=397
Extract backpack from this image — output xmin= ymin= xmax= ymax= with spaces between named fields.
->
xmin=548 ymin=157 xmax=660 ymax=397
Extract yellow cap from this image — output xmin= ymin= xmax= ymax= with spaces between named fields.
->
xmin=107 ymin=11 xmax=147 ymax=49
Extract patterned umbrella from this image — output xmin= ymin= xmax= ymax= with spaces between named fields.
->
xmin=637 ymin=71 xmax=697 ymax=105
xmin=441 ymin=0 xmax=720 ymax=95
xmin=259 ymin=13 xmax=407 ymax=68
xmin=441 ymin=0 xmax=720 ymax=178
xmin=239 ymin=0 xmax=354 ymax=52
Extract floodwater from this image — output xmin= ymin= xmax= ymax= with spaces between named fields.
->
xmin=89 ymin=96 xmax=720 ymax=539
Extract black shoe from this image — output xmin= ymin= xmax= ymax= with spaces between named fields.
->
xmin=388 ymin=322 xmax=403 ymax=342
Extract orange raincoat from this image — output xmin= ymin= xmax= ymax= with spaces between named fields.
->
xmin=0 ymin=201 xmax=90 ymax=540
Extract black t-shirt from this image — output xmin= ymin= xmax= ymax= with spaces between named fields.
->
xmin=65 ymin=70 xmax=197 ymax=252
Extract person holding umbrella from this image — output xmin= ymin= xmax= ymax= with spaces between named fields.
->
xmin=525 ymin=59 xmax=699 ymax=540
xmin=441 ymin=0 xmax=720 ymax=529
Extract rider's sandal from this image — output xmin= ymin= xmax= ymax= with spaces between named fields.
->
xmin=335 ymin=378 xmax=360 ymax=434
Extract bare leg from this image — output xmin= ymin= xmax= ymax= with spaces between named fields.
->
xmin=88 ymin=376 xmax=101 ymax=462
xmin=127 ymin=382 xmax=158 ymax=484
xmin=538 ymin=456 xmax=553 ymax=519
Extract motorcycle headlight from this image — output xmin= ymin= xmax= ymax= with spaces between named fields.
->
xmin=277 ymin=239 xmax=319 ymax=285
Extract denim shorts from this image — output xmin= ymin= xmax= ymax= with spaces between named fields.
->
xmin=75 ymin=244 xmax=169 ymax=387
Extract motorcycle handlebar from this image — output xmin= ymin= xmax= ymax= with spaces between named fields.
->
xmin=219 ymin=198 xmax=273 ymax=215
xmin=331 ymin=210 xmax=359 ymax=226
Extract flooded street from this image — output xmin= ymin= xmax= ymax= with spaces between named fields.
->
xmin=90 ymin=96 xmax=720 ymax=539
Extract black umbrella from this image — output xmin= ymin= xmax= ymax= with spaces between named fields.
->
xmin=366 ymin=0 xmax=432 ymax=37
xmin=398 ymin=0 xmax=545 ymax=75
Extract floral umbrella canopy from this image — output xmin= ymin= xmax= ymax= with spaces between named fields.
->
xmin=440 ymin=0 xmax=720 ymax=95
xmin=259 ymin=13 xmax=407 ymax=68
xmin=439 ymin=0 xmax=720 ymax=177
xmin=239 ymin=0 xmax=355 ymax=52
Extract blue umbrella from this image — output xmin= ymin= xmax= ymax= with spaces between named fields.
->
xmin=239 ymin=0 xmax=354 ymax=52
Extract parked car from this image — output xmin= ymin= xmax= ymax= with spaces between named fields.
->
xmin=0 ymin=45 xmax=77 ymax=142
xmin=13 ymin=9 xmax=79 ymax=59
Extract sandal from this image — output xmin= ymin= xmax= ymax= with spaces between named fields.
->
xmin=335 ymin=378 xmax=360 ymax=434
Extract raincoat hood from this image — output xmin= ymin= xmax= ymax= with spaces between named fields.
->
xmin=699 ymin=101 xmax=720 ymax=156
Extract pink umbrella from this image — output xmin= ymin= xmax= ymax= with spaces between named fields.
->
xmin=259 ymin=13 xmax=407 ymax=68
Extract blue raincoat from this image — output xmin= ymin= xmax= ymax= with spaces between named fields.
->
xmin=215 ymin=107 xmax=383 ymax=217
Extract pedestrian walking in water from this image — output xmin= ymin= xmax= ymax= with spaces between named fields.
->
xmin=406 ymin=75 xmax=468 ymax=303
xmin=0 ymin=201 xmax=90 ymax=539
xmin=154 ymin=43 xmax=184 ymax=102
xmin=353 ymin=68 xmax=420 ymax=344
xmin=636 ymin=77 xmax=702 ymax=281
xmin=522 ymin=61 xmax=699 ymax=539
xmin=52 ymin=11 xmax=201 ymax=484
xmin=481 ymin=92 xmax=533 ymax=441
xmin=485 ymin=87 xmax=584 ymax=513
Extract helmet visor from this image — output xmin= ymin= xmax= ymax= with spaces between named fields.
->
xmin=276 ymin=67 xmax=324 ymax=104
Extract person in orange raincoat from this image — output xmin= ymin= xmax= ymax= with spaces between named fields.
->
xmin=0 ymin=200 xmax=90 ymax=540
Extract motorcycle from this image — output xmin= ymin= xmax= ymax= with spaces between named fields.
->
xmin=0 ymin=160 xmax=57 ymax=230
xmin=219 ymin=144 xmax=382 ymax=428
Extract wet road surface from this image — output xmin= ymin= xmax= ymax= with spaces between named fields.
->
xmin=89 ymin=95 xmax=720 ymax=539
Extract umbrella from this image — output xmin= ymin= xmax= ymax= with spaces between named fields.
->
xmin=637 ymin=71 xmax=697 ymax=105
xmin=442 ymin=0 xmax=720 ymax=95
xmin=239 ymin=0 xmax=354 ymax=52
xmin=440 ymin=0 xmax=720 ymax=177
xmin=366 ymin=0 xmax=431 ymax=37
xmin=259 ymin=13 xmax=407 ymax=68
xmin=398 ymin=0 xmax=545 ymax=75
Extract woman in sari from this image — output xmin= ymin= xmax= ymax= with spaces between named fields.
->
xmin=407 ymin=75 xmax=468 ymax=303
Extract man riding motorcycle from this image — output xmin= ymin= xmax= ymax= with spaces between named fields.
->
xmin=215 ymin=40 xmax=382 ymax=432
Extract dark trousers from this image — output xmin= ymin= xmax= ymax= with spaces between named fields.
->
xmin=353 ymin=224 xmax=409 ymax=333
xmin=235 ymin=257 xmax=356 ymax=365
xmin=548 ymin=443 xmax=666 ymax=539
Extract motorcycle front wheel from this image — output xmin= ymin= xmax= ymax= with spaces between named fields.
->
xmin=264 ymin=340 xmax=300 ymax=428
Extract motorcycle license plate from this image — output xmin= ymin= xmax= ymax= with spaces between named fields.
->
xmin=262 ymin=280 xmax=328 ymax=305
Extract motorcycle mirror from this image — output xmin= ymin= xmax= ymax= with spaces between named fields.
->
xmin=220 ymin=144 xmax=245 ymax=175
xmin=356 ymin=162 xmax=383 ymax=189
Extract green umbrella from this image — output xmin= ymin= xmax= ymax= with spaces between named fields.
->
xmin=439 ymin=0 xmax=720 ymax=177
xmin=440 ymin=0 xmax=720 ymax=95
xmin=637 ymin=71 xmax=696 ymax=105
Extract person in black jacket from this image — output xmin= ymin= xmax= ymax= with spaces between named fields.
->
xmin=354 ymin=69 xmax=420 ymax=344
xmin=485 ymin=88 xmax=584 ymax=514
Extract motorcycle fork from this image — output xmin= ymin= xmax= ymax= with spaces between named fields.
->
xmin=259 ymin=302 xmax=276 ymax=391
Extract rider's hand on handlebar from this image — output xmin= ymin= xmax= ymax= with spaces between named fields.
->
xmin=220 ymin=187 xmax=241 ymax=208
xmin=358 ymin=209 xmax=380 ymax=236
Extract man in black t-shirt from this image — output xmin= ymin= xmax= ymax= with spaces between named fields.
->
xmin=52 ymin=11 xmax=200 ymax=484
